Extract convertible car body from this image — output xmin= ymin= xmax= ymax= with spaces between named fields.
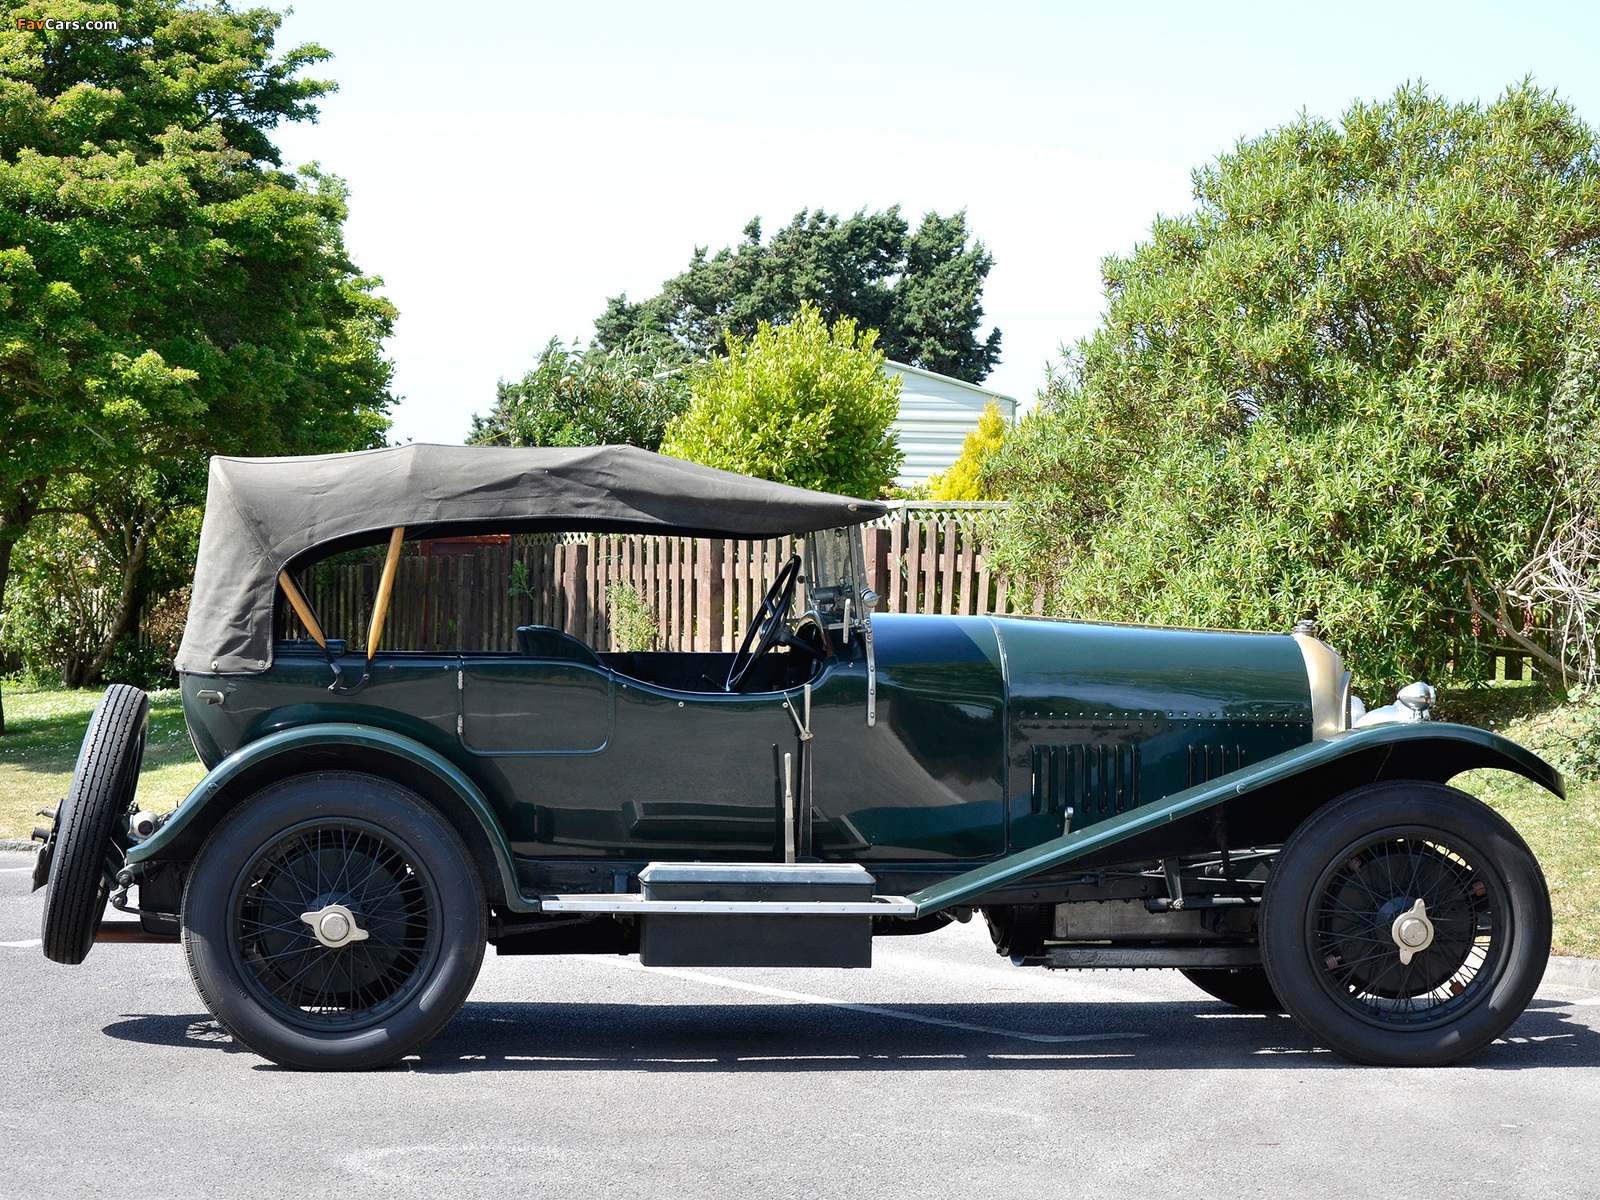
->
xmin=33 ymin=444 xmax=1564 ymax=1069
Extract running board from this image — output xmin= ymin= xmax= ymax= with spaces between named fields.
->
xmin=541 ymin=895 xmax=915 ymax=915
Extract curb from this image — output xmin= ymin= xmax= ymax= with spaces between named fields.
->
xmin=1544 ymin=955 xmax=1600 ymax=993
xmin=0 ymin=839 xmax=40 ymax=853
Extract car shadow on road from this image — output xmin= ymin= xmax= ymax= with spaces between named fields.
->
xmin=101 ymin=997 xmax=1600 ymax=1073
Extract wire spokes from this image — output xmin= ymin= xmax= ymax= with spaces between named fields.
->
xmin=229 ymin=820 xmax=438 ymax=1032
xmin=1311 ymin=831 xmax=1505 ymax=1030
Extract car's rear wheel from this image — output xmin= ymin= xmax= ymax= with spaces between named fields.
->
xmin=1180 ymin=967 xmax=1283 ymax=1011
xmin=182 ymin=772 xmax=486 ymax=1070
xmin=41 ymin=685 xmax=148 ymax=964
xmin=1260 ymin=781 xmax=1549 ymax=1066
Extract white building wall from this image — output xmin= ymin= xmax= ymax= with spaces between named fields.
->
xmin=883 ymin=360 xmax=1017 ymax=487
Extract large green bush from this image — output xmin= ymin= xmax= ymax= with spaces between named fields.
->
xmin=662 ymin=302 xmax=904 ymax=498
xmin=988 ymin=82 xmax=1600 ymax=693
xmin=470 ymin=339 xmax=691 ymax=451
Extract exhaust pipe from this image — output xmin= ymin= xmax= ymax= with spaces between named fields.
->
xmin=94 ymin=921 xmax=179 ymax=944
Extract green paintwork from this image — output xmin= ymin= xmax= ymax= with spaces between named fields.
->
xmin=905 ymin=721 xmax=1566 ymax=916
xmin=128 ymin=721 xmax=527 ymax=910
xmin=165 ymin=610 xmax=1568 ymax=918
xmin=991 ymin=616 xmax=1313 ymax=847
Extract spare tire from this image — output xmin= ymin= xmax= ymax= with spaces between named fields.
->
xmin=41 ymin=685 xmax=149 ymax=964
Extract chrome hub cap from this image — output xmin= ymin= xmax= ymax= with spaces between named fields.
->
xmin=1390 ymin=898 xmax=1435 ymax=965
xmin=300 ymin=902 xmax=370 ymax=949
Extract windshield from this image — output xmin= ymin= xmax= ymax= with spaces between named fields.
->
xmin=804 ymin=525 xmax=871 ymax=629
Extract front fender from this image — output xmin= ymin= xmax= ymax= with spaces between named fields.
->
xmin=127 ymin=723 xmax=527 ymax=911
xmin=908 ymin=722 xmax=1564 ymax=916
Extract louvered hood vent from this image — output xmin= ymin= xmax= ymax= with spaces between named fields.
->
xmin=1030 ymin=743 xmax=1142 ymax=820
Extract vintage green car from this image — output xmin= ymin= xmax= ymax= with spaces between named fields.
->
xmin=33 ymin=444 xmax=1563 ymax=1069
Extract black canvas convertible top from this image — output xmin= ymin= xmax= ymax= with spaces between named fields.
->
xmin=176 ymin=443 xmax=885 ymax=675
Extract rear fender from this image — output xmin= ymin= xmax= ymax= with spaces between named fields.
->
xmin=908 ymin=722 xmax=1564 ymax=916
xmin=125 ymin=723 xmax=527 ymax=911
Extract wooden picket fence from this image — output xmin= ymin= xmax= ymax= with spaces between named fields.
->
xmin=276 ymin=498 xmax=1548 ymax=687
xmin=864 ymin=505 xmax=1029 ymax=617
xmin=283 ymin=507 xmax=1027 ymax=654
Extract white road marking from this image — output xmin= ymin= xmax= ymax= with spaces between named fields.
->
xmin=1 ymin=938 xmax=41 ymax=948
xmin=1570 ymin=995 xmax=1600 ymax=1006
xmin=872 ymin=942 xmax=1168 ymax=1003
xmin=987 ymin=1052 xmax=1137 ymax=1061
xmin=586 ymin=957 xmax=1145 ymax=1045
xmin=0 ymin=867 xmax=37 ymax=873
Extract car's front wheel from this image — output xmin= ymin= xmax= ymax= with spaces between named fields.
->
xmin=182 ymin=772 xmax=486 ymax=1070
xmin=1260 ymin=781 xmax=1549 ymax=1066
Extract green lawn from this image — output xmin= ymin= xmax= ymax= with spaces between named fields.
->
xmin=1455 ymin=769 xmax=1600 ymax=957
xmin=2 ymin=681 xmax=1597 ymax=955
xmin=0 ymin=686 xmax=206 ymax=845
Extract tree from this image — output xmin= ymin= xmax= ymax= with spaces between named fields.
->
xmin=662 ymin=302 xmax=903 ymax=498
xmin=0 ymin=2 xmax=395 ymax=723
xmin=469 ymin=339 xmax=691 ymax=451
xmin=987 ymin=82 xmax=1600 ymax=693
xmin=596 ymin=207 xmax=1002 ymax=383
xmin=927 ymin=400 xmax=1008 ymax=501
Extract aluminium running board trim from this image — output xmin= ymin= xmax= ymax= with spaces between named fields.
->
xmin=540 ymin=894 xmax=916 ymax=916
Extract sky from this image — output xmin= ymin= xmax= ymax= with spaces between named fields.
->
xmin=267 ymin=0 xmax=1600 ymax=445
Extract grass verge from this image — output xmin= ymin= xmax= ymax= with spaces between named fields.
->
xmin=1455 ymin=769 xmax=1600 ymax=958
xmin=0 ymin=685 xmax=206 ymax=843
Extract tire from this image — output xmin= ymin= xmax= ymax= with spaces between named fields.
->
xmin=41 ymin=685 xmax=149 ymax=965
xmin=182 ymin=772 xmax=486 ymax=1070
xmin=1180 ymin=967 xmax=1284 ymax=1011
xmin=1260 ymin=781 xmax=1550 ymax=1066
xmin=983 ymin=904 xmax=1052 ymax=959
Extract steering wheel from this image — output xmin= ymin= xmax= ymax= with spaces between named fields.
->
xmin=725 ymin=555 xmax=826 ymax=692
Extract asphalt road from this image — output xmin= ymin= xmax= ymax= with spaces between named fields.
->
xmin=3 ymin=847 xmax=1599 ymax=1200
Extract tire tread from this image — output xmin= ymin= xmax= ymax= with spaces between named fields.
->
xmin=41 ymin=684 xmax=148 ymax=964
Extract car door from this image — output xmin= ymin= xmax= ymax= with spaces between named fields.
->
xmin=461 ymin=651 xmax=799 ymax=859
xmin=459 ymin=657 xmax=612 ymax=754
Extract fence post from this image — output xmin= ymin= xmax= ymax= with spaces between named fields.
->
xmin=457 ymin=555 xmax=478 ymax=651
xmin=940 ymin=518 xmax=959 ymax=615
xmin=863 ymin=527 xmax=889 ymax=611
xmin=906 ymin=522 xmax=921 ymax=612
xmin=564 ymin=541 xmax=589 ymax=641
xmin=721 ymin=538 xmax=736 ymax=648
xmin=699 ymin=538 xmax=724 ymax=651
xmin=888 ymin=521 xmax=905 ymax=612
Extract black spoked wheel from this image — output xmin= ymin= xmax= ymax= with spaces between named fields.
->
xmin=230 ymin=822 xmax=441 ymax=1031
xmin=184 ymin=773 xmax=485 ymax=1070
xmin=1262 ymin=781 xmax=1550 ymax=1066
xmin=1308 ymin=832 xmax=1503 ymax=1025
